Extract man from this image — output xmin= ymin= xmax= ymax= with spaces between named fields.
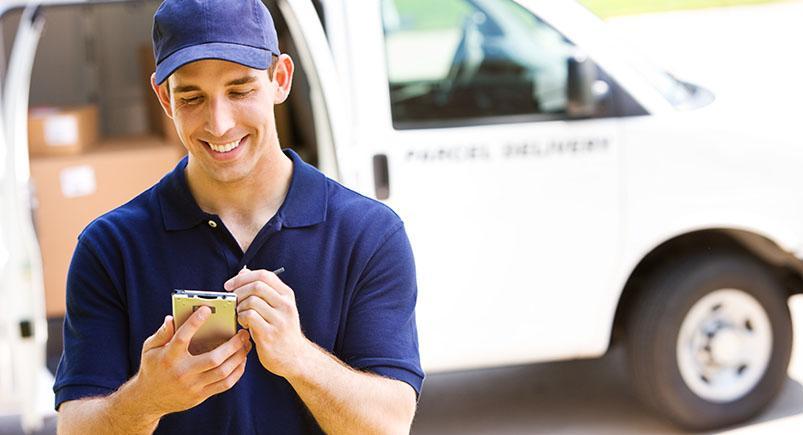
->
xmin=53 ymin=0 xmax=423 ymax=433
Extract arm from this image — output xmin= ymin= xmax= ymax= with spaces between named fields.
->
xmin=226 ymin=223 xmax=423 ymax=434
xmin=57 ymin=378 xmax=160 ymax=435
xmin=285 ymin=339 xmax=417 ymax=434
xmin=230 ymin=271 xmax=417 ymax=434
xmin=59 ymin=342 xmax=414 ymax=435
xmin=58 ymin=310 xmax=252 ymax=434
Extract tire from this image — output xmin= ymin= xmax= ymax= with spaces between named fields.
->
xmin=625 ymin=251 xmax=793 ymax=431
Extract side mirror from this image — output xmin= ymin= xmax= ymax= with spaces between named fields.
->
xmin=567 ymin=53 xmax=609 ymax=117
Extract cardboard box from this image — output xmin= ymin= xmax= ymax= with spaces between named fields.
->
xmin=28 ymin=105 xmax=99 ymax=157
xmin=30 ymin=136 xmax=184 ymax=316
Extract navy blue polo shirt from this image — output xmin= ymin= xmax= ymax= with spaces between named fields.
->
xmin=53 ymin=149 xmax=423 ymax=434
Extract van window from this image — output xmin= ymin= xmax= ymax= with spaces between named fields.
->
xmin=381 ymin=0 xmax=579 ymax=127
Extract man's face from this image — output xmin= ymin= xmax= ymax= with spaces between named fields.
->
xmin=156 ymin=58 xmax=288 ymax=184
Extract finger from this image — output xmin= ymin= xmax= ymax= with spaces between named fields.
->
xmin=192 ymin=329 xmax=250 ymax=372
xmin=142 ymin=315 xmax=174 ymax=352
xmin=233 ymin=281 xmax=283 ymax=309
xmin=170 ymin=306 xmax=212 ymax=353
xmin=225 ymin=269 xmax=291 ymax=296
xmin=224 ymin=269 xmax=262 ymax=291
xmin=237 ymin=308 xmax=273 ymax=336
xmin=201 ymin=356 xmax=247 ymax=397
xmin=237 ymin=295 xmax=282 ymax=326
xmin=257 ymin=269 xmax=293 ymax=297
xmin=197 ymin=338 xmax=251 ymax=386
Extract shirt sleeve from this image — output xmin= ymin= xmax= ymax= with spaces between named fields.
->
xmin=53 ymin=236 xmax=130 ymax=410
xmin=341 ymin=222 xmax=425 ymax=398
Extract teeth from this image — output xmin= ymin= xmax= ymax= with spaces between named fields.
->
xmin=208 ymin=138 xmax=242 ymax=153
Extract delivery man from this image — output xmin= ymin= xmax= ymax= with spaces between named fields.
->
xmin=53 ymin=0 xmax=423 ymax=433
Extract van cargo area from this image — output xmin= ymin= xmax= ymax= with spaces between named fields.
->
xmin=0 ymin=0 xmax=320 ymax=373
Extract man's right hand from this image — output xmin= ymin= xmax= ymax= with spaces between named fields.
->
xmin=132 ymin=306 xmax=252 ymax=418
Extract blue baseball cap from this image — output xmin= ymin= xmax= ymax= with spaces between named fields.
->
xmin=152 ymin=0 xmax=280 ymax=85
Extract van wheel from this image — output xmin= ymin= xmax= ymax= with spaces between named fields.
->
xmin=626 ymin=252 xmax=793 ymax=430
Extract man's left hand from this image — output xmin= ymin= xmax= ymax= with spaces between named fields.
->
xmin=224 ymin=268 xmax=311 ymax=378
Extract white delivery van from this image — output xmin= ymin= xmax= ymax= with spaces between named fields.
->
xmin=1 ymin=0 xmax=800 ymax=431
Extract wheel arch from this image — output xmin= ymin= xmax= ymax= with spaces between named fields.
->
xmin=609 ymin=228 xmax=803 ymax=348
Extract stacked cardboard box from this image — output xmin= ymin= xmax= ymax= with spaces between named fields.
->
xmin=30 ymin=136 xmax=184 ymax=316
xmin=28 ymin=105 xmax=99 ymax=157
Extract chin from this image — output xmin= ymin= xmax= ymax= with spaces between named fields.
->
xmin=211 ymin=165 xmax=255 ymax=184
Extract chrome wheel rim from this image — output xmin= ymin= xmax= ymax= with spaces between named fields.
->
xmin=676 ymin=289 xmax=772 ymax=402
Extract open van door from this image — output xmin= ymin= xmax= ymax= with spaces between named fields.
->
xmin=279 ymin=0 xmax=352 ymax=180
xmin=0 ymin=4 xmax=54 ymax=433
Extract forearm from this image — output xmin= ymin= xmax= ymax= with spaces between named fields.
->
xmin=286 ymin=341 xmax=416 ymax=435
xmin=57 ymin=376 xmax=162 ymax=435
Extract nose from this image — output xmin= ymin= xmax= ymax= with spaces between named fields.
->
xmin=204 ymin=97 xmax=236 ymax=137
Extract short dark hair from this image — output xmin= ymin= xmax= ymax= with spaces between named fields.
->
xmin=267 ymin=53 xmax=280 ymax=77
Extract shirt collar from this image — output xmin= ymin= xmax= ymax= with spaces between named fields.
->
xmin=157 ymin=148 xmax=328 ymax=231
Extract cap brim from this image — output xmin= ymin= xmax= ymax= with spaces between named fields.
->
xmin=155 ymin=42 xmax=272 ymax=84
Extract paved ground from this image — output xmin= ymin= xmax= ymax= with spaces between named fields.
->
xmin=2 ymin=1 xmax=803 ymax=434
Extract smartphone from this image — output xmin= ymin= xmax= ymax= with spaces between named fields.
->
xmin=172 ymin=289 xmax=237 ymax=355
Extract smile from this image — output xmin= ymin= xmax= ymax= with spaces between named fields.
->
xmin=205 ymin=137 xmax=244 ymax=153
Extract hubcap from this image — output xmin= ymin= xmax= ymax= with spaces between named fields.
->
xmin=676 ymin=289 xmax=772 ymax=402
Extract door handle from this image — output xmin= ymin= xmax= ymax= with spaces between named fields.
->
xmin=373 ymin=154 xmax=390 ymax=200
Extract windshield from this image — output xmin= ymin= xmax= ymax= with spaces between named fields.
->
xmin=569 ymin=0 xmax=698 ymax=108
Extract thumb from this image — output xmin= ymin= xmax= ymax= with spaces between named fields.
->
xmin=239 ymin=265 xmax=250 ymax=275
xmin=143 ymin=315 xmax=174 ymax=352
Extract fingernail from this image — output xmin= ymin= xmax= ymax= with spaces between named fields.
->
xmin=224 ymin=281 xmax=232 ymax=291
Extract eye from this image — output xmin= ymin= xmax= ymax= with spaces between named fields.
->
xmin=180 ymin=96 xmax=203 ymax=105
xmin=230 ymin=89 xmax=254 ymax=98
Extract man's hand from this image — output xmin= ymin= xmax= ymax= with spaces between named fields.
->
xmin=133 ymin=307 xmax=252 ymax=418
xmin=224 ymin=268 xmax=310 ymax=378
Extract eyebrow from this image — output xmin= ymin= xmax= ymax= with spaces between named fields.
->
xmin=172 ymin=75 xmax=259 ymax=94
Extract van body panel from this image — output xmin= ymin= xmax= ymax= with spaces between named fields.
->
xmin=348 ymin=0 xmax=624 ymax=371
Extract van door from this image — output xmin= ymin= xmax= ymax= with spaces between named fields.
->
xmin=348 ymin=0 xmax=629 ymax=371
xmin=279 ymin=0 xmax=352 ymax=179
xmin=0 ymin=4 xmax=53 ymax=432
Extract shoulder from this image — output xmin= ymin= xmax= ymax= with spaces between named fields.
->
xmin=77 ymin=183 xmax=161 ymax=252
xmin=324 ymin=177 xmax=404 ymax=242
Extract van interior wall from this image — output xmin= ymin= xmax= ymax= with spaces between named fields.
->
xmin=2 ymin=2 xmax=162 ymax=138
xmin=267 ymin=0 xmax=319 ymax=168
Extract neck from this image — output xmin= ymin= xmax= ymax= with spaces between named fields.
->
xmin=185 ymin=149 xmax=294 ymax=225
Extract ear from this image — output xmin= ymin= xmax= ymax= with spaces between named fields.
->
xmin=271 ymin=54 xmax=294 ymax=104
xmin=150 ymin=72 xmax=174 ymax=119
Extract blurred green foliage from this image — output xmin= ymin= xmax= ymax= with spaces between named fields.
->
xmin=577 ymin=0 xmax=783 ymax=18
xmin=390 ymin=0 xmax=469 ymax=31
